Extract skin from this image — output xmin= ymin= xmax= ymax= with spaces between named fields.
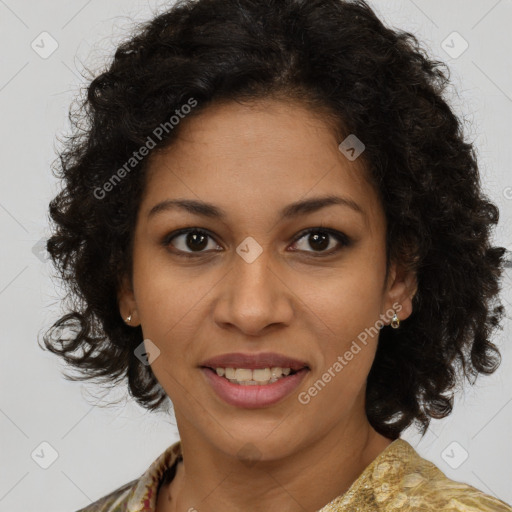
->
xmin=118 ymin=98 xmax=417 ymax=512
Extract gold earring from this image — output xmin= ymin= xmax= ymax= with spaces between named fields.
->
xmin=390 ymin=311 xmax=400 ymax=329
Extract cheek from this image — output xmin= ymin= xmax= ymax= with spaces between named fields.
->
xmin=307 ymin=288 xmax=380 ymax=410
xmin=302 ymin=266 xmax=384 ymax=340
xmin=131 ymin=255 xmax=201 ymax=357
xmin=297 ymin=266 xmax=384 ymax=396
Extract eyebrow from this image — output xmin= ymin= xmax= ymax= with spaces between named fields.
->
xmin=147 ymin=195 xmax=366 ymax=221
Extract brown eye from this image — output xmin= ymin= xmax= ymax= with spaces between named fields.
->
xmin=290 ymin=228 xmax=351 ymax=256
xmin=164 ymin=229 xmax=221 ymax=256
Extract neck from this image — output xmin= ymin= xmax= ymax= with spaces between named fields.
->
xmin=157 ymin=412 xmax=394 ymax=512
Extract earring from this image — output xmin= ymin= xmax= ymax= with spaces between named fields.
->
xmin=390 ymin=311 xmax=400 ymax=329
xmin=125 ymin=313 xmax=132 ymax=324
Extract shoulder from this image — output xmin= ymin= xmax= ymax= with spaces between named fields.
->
xmin=75 ymin=479 xmax=137 ymax=512
xmin=394 ymin=472 xmax=512 ymax=511
xmin=74 ymin=439 xmax=183 ymax=512
xmin=322 ymin=438 xmax=512 ymax=512
xmin=375 ymin=439 xmax=512 ymax=512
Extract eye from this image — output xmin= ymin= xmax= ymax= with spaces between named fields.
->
xmin=162 ymin=227 xmax=351 ymax=258
xmin=163 ymin=228 xmax=221 ymax=257
xmin=289 ymin=228 xmax=351 ymax=256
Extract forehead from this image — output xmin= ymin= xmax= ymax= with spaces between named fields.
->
xmin=141 ymin=99 xmax=383 ymax=232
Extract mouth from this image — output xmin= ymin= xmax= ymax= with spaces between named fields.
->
xmin=201 ymin=365 xmax=307 ymax=385
xmin=200 ymin=365 xmax=310 ymax=409
xmin=198 ymin=352 xmax=310 ymax=408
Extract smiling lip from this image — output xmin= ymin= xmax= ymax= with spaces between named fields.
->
xmin=199 ymin=352 xmax=310 ymax=408
xmin=201 ymin=367 xmax=309 ymax=408
xmin=199 ymin=352 xmax=309 ymax=371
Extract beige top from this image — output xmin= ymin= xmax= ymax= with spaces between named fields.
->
xmin=76 ymin=438 xmax=512 ymax=512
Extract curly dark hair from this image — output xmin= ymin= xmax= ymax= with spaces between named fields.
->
xmin=40 ymin=0 xmax=508 ymax=440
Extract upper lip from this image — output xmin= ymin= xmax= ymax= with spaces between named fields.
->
xmin=199 ymin=352 xmax=309 ymax=371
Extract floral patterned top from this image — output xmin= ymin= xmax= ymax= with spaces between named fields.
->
xmin=76 ymin=438 xmax=512 ymax=512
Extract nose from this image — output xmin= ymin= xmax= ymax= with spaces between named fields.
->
xmin=213 ymin=248 xmax=294 ymax=336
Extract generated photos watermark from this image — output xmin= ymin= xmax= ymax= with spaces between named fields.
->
xmin=93 ymin=97 xmax=198 ymax=200
xmin=298 ymin=302 xmax=403 ymax=405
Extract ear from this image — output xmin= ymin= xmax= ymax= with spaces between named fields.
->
xmin=117 ymin=273 xmax=140 ymax=326
xmin=382 ymin=260 xmax=417 ymax=325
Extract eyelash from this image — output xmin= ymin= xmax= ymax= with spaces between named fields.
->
xmin=161 ymin=227 xmax=352 ymax=259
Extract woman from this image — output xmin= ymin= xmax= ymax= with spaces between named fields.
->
xmin=42 ymin=0 xmax=512 ymax=510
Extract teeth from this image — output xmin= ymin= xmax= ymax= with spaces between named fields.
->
xmin=270 ymin=367 xmax=283 ymax=379
xmin=235 ymin=368 xmax=253 ymax=381
xmin=213 ymin=366 xmax=295 ymax=385
xmin=253 ymin=368 xmax=271 ymax=382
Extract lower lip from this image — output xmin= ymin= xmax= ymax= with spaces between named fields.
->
xmin=200 ymin=367 xmax=309 ymax=409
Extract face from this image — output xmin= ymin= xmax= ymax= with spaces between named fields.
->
xmin=119 ymin=98 xmax=416 ymax=461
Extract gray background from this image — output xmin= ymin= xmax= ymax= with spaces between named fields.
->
xmin=1 ymin=1 xmax=511 ymax=510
